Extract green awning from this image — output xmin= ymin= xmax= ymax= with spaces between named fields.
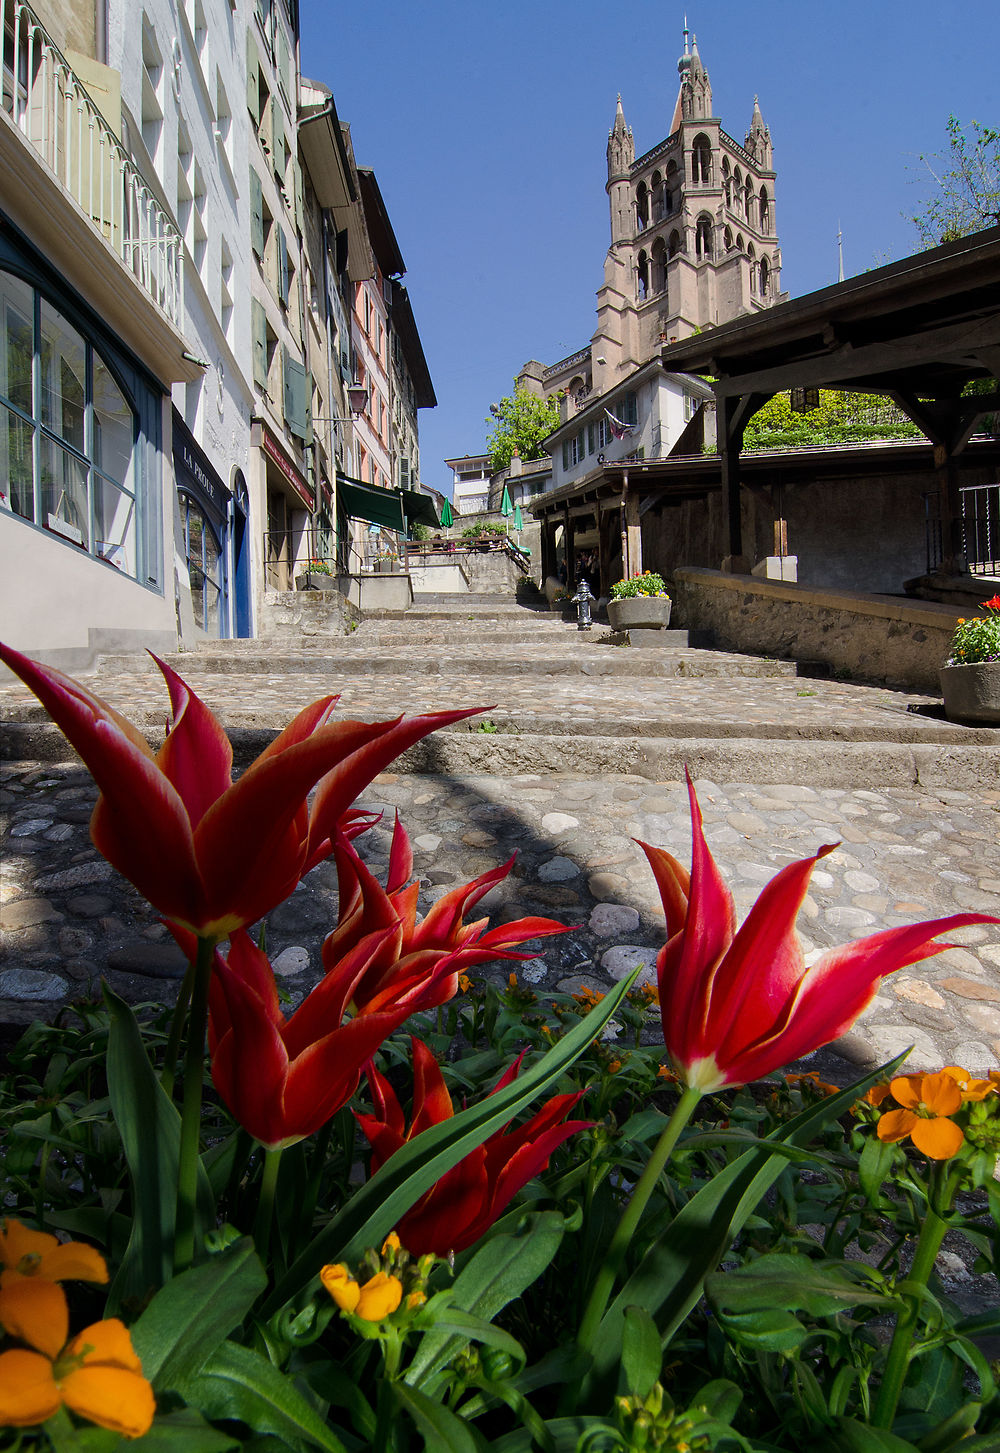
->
xmin=400 ymin=487 xmax=440 ymax=530
xmin=338 ymin=478 xmax=405 ymax=532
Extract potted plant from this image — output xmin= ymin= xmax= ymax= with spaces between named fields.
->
xmin=939 ymin=593 xmax=1000 ymax=724
xmin=607 ymin=570 xmax=672 ymax=632
xmin=296 ymin=558 xmax=335 ymax=591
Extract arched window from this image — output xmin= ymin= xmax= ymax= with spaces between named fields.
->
xmin=735 ymin=232 xmax=744 ymax=252
xmin=635 ymin=181 xmax=648 ymax=232
xmin=722 ymin=157 xmax=731 ymax=208
xmin=759 ymin=255 xmax=770 ymax=298
xmin=637 ymin=250 xmax=649 ymax=300
xmin=668 ymin=229 xmax=681 ymax=258
xmin=724 ymin=226 xmax=733 ymax=251
xmin=759 ymin=187 xmax=770 ymax=232
xmin=691 ymin=134 xmax=712 ymax=184
xmin=651 ymin=237 xmax=666 ymax=294
xmin=651 ymin=170 xmax=663 ymax=222
xmin=695 ymin=215 xmax=713 ymax=260
xmin=747 ymin=242 xmax=756 ymax=293
xmin=743 ymin=184 xmax=752 ymax=221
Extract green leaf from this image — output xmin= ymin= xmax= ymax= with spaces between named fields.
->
xmin=390 ymin=1381 xmax=486 ymax=1453
xmin=264 ymin=974 xmax=640 ymax=1315
xmin=588 ymin=1053 xmax=910 ymax=1395
xmin=915 ymin=1402 xmax=982 ymax=1453
xmin=104 ymin=988 xmax=215 ymax=1309
xmin=130 ymin=1407 xmax=241 ymax=1452
xmin=818 ymin=1418 xmax=921 ymax=1453
xmin=490 ymin=1416 xmax=620 ymax=1453
xmin=406 ymin=1210 xmax=565 ymax=1386
xmin=181 ymin=1340 xmax=348 ymax=1453
xmin=621 ymin=1305 xmax=661 ymax=1399
xmin=859 ymin=1134 xmax=899 ymax=1203
xmin=707 ymin=1253 xmax=893 ymax=1320
xmin=687 ymin=1378 xmax=742 ymax=1425
xmin=131 ymin=1239 xmax=267 ymax=1390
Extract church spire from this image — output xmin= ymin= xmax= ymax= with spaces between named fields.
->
xmin=745 ymin=94 xmax=773 ymax=168
xmin=606 ymin=93 xmax=634 ymax=245
xmin=676 ymin=22 xmax=712 ymax=120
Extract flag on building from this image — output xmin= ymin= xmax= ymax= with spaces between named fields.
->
xmin=605 ymin=409 xmax=632 ymax=440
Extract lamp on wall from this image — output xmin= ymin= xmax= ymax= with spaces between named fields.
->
xmin=314 ymin=380 xmax=369 ymax=423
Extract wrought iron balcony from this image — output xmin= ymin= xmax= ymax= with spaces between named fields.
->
xmin=2 ymin=0 xmax=182 ymax=326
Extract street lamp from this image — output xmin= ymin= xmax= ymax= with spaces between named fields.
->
xmin=313 ymin=381 xmax=369 ymax=423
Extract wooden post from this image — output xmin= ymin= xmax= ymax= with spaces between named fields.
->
xmin=773 ymin=518 xmax=788 ymax=556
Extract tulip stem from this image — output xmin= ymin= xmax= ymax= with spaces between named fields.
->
xmin=174 ymin=934 xmax=214 ymax=1273
xmin=254 ymin=1146 xmax=283 ymax=1261
xmin=576 ymin=1083 xmax=703 ymax=1356
xmin=872 ymin=1163 xmax=957 ymax=1430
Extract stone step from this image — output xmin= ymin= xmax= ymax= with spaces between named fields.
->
xmin=93 ymin=648 xmax=795 ymax=680
xmin=4 ymin=719 xmax=995 ymax=792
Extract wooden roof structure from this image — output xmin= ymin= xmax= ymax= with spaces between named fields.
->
xmin=656 ymin=224 xmax=1000 ymax=568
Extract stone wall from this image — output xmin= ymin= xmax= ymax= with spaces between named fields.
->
xmin=258 ymin=588 xmax=359 ymax=638
xmin=671 ymin=567 xmax=962 ymax=691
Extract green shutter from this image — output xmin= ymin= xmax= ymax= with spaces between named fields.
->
xmin=305 ymin=369 xmax=313 ymax=446
xmin=277 ymin=27 xmax=289 ymax=102
xmin=276 ymin=226 xmax=289 ymax=306
xmin=283 ymin=347 xmax=307 ymax=439
xmin=271 ymin=96 xmax=284 ymax=181
xmin=251 ymin=299 xmax=267 ymax=387
xmin=246 ymin=29 xmax=258 ymax=118
xmin=293 ymin=156 xmax=304 ymax=232
xmin=249 ymin=167 xmax=264 ymax=257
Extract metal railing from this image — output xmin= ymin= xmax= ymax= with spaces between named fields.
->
xmin=2 ymin=0 xmax=182 ymax=326
xmin=961 ymin=482 xmax=1000 ymax=576
xmin=924 ymin=482 xmax=1000 ymax=575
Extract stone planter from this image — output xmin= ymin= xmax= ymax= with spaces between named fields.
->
xmin=939 ymin=662 xmax=1000 ymax=725
xmin=607 ymin=596 xmax=672 ymax=632
xmin=296 ymin=572 xmax=335 ymax=592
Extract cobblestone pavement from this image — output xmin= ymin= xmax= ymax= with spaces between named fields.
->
xmin=0 ymin=662 xmax=952 ymax=738
xmin=2 ymin=754 xmax=999 ymax=1079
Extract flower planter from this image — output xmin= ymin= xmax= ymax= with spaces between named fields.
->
xmin=939 ymin=662 xmax=1000 ymax=725
xmin=607 ymin=596 xmax=672 ymax=632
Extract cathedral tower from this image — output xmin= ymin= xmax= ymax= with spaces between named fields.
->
xmin=589 ymin=26 xmax=784 ymax=393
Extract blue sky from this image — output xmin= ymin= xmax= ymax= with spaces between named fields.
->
xmin=300 ymin=0 xmax=998 ymax=498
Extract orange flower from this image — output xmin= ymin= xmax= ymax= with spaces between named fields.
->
xmin=320 ymin=1265 xmax=403 ymax=1321
xmin=877 ymin=1072 xmax=965 ymax=1158
xmin=0 ymin=1319 xmax=154 ymax=1437
xmin=941 ymin=1065 xmax=997 ymax=1101
xmin=785 ymin=1072 xmax=839 ymax=1096
xmin=862 ymin=1083 xmax=893 ymax=1107
xmin=0 ymin=1221 xmax=108 ymax=1358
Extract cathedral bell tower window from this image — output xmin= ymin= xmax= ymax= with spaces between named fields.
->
xmin=695 ymin=216 xmax=713 ymax=261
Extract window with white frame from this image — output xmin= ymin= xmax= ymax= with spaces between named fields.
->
xmin=0 ymin=270 xmax=144 ymax=581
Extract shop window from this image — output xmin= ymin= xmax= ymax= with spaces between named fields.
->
xmin=0 ymin=270 xmax=143 ymax=580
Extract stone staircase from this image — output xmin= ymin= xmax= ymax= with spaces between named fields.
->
xmin=2 ymin=594 xmax=998 ymax=790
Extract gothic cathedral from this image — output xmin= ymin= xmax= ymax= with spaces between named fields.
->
xmin=521 ymin=26 xmax=784 ymax=405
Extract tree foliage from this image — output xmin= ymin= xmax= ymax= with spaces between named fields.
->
xmin=486 ymin=382 xmax=562 ymax=472
xmin=910 ymin=114 xmax=1000 ymax=247
xmin=742 ymin=391 xmax=921 ymax=453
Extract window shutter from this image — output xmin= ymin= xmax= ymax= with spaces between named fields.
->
xmin=246 ymin=30 xmax=258 ymax=118
xmin=271 ymin=96 xmax=284 ymax=181
xmin=277 ymin=27 xmax=289 ymax=102
xmin=293 ymin=156 xmax=304 ymax=232
xmin=305 ymin=369 xmax=313 ymax=446
xmin=249 ymin=167 xmax=264 ymax=258
xmin=562 ymin=441 xmax=569 ymax=470
xmin=283 ymin=347 xmax=307 ymax=439
xmin=276 ymin=226 xmax=289 ymax=306
xmin=251 ymin=299 xmax=267 ymax=387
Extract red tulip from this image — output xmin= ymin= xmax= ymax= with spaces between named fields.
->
xmin=637 ymin=775 xmax=1000 ymax=1093
xmin=0 ymin=642 xmax=478 ymax=939
xmin=321 ymin=814 xmax=569 ymax=1014
xmin=356 ymin=1039 xmax=592 ymax=1254
xmin=206 ymin=929 xmax=444 ymax=1148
